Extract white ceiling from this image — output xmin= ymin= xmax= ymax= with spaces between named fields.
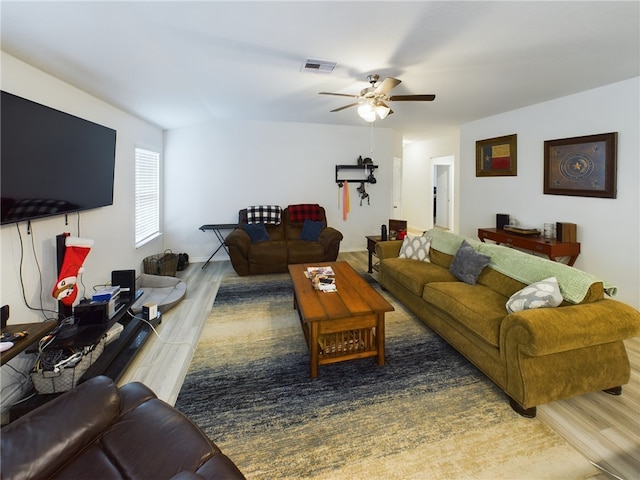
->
xmin=2 ymin=1 xmax=638 ymax=140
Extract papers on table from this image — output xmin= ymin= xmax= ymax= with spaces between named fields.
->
xmin=305 ymin=266 xmax=337 ymax=292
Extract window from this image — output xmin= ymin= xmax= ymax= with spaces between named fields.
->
xmin=135 ymin=148 xmax=160 ymax=247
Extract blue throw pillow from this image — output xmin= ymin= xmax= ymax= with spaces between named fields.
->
xmin=241 ymin=223 xmax=270 ymax=243
xmin=300 ymin=219 xmax=324 ymax=242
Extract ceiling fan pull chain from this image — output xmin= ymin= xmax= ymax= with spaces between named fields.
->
xmin=370 ymin=121 xmax=374 ymax=155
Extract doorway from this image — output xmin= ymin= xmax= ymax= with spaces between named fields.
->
xmin=432 ymin=156 xmax=454 ymax=230
xmin=392 ymin=157 xmax=402 ymax=218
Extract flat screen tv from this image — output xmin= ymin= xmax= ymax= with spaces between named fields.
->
xmin=1 ymin=91 xmax=117 ymax=225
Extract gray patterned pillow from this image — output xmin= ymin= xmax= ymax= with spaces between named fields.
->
xmin=398 ymin=235 xmax=431 ymax=262
xmin=449 ymin=240 xmax=490 ymax=285
xmin=506 ymin=277 xmax=563 ymax=313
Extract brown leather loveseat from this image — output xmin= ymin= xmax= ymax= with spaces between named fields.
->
xmin=225 ymin=204 xmax=343 ymax=276
xmin=1 ymin=376 xmax=245 ymax=480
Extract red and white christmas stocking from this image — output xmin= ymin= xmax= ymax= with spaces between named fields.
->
xmin=52 ymin=236 xmax=94 ymax=306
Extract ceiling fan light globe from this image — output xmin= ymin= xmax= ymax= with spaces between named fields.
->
xmin=357 ymin=104 xmax=376 ymax=122
xmin=375 ymin=104 xmax=391 ymax=119
xmin=362 ymin=111 xmax=377 ymax=123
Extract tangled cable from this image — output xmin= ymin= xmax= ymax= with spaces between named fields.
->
xmin=33 ymin=316 xmax=93 ymax=373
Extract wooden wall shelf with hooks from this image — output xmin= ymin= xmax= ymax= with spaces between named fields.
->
xmin=335 ymin=164 xmax=378 ymax=185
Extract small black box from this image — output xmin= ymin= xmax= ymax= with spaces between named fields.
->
xmin=74 ymin=302 xmax=108 ymax=326
xmin=496 ymin=214 xmax=510 ymax=230
xmin=112 ymin=269 xmax=136 ymax=297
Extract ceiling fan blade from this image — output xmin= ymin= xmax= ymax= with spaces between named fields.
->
xmin=375 ymin=77 xmax=401 ymax=95
xmin=330 ymin=103 xmax=359 ymax=112
xmin=319 ymin=92 xmax=360 ymax=98
xmin=388 ymin=94 xmax=436 ymax=102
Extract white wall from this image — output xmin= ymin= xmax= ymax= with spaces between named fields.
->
xmin=0 ymin=53 xmax=164 ymax=325
xmin=459 ymin=78 xmax=640 ymax=309
xmin=402 ymin=133 xmax=461 ymax=233
xmin=163 ymin=120 xmax=402 ymax=260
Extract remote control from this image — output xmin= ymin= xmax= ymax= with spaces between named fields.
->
xmin=0 ymin=331 xmax=28 ymax=342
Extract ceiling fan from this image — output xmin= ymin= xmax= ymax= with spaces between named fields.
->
xmin=319 ymin=74 xmax=435 ymax=122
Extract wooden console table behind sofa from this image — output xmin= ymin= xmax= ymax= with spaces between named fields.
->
xmin=478 ymin=228 xmax=580 ymax=266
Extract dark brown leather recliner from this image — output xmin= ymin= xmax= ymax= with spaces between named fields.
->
xmin=1 ymin=376 xmax=245 ymax=480
xmin=225 ymin=205 xmax=343 ymax=276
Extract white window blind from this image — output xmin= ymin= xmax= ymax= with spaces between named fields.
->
xmin=135 ymin=148 xmax=160 ymax=247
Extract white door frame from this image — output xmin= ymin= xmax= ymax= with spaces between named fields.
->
xmin=392 ymin=157 xmax=402 ymax=218
xmin=431 ymin=155 xmax=454 ymax=230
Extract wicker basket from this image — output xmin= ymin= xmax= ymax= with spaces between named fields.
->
xmin=143 ymin=249 xmax=178 ymax=276
xmin=31 ymin=336 xmax=106 ymax=394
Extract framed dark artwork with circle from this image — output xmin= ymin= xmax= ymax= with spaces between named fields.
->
xmin=544 ymin=132 xmax=617 ymax=198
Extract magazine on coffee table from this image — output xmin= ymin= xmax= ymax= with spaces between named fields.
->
xmin=305 ymin=266 xmax=337 ymax=292
xmin=306 ymin=266 xmax=334 ymax=276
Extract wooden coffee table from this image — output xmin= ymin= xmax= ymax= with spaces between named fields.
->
xmin=288 ymin=261 xmax=394 ymax=378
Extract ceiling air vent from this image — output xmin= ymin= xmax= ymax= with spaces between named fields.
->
xmin=301 ymin=59 xmax=337 ymax=74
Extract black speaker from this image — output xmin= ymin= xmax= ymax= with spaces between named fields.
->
xmin=496 ymin=214 xmax=510 ymax=230
xmin=74 ymin=302 xmax=108 ymax=326
xmin=112 ymin=269 xmax=136 ymax=296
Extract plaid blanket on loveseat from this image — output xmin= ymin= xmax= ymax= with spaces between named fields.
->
xmin=246 ymin=205 xmax=281 ymax=224
xmin=288 ymin=203 xmax=322 ymax=223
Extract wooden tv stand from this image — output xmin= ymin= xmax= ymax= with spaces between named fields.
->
xmin=6 ymin=292 xmax=160 ymax=423
xmin=1 ymin=320 xmax=57 ymax=366
xmin=478 ymin=228 xmax=580 ymax=265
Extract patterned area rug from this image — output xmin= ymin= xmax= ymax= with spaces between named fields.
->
xmin=175 ymin=268 xmax=597 ymax=480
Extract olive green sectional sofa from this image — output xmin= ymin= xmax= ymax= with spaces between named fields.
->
xmin=376 ymin=229 xmax=640 ymax=417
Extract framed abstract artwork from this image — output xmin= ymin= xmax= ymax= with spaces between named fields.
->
xmin=476 ymin=134 xmax=517 ymax=177
xmin=544 ymin=132 xmax=617 ymax=198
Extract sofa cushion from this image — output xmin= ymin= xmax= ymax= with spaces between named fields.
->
xmin=381 ymin=257 xmax=458 ymax=296
xmin=248 ymin=240 xmax=287 ymax=265
xmin=423 ymin=282 xmax=507 ymax=347
xmin=506 ymin=277 xmax=563 ymax=313
xmin=284 ymin=206 xmax=327 ymax=241
xmin=238 ymin=208 xmax=285 ymax=240
xmin=299 ymin=219 xmax=324 ymax=241
xmin=287 ymin=239 xmax=326 ymax=263
xmin=100 ymin=398 xmax=223 ymax=480
xmin=264 ymin=222 xmax=286 ymax=241
xmin=0 ymin=375 xmax=121 ymax=480
xmin=449 ymin=240 xmax=491 ymax=285
xmin=241 ymin=223 xmax=270 ymax=243
xmin=477 ymin=267 xmax=528 ymax=298
xmin=428 ymin=248 xmax=454 ymax=269
xmin=398 ymin=235 xmax=431 ymax=262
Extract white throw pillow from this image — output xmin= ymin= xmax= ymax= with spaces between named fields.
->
xmin=398 ymin=235 xmax=431 ymax=262
xmin=506 ymin=277 xmax=563 ymax=313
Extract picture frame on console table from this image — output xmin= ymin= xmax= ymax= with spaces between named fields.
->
xmin=476 ymin=134 xmax=517 ymax=177
xmin=544 ymin=132 xmax=617 ymax=199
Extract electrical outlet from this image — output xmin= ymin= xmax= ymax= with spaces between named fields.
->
xmin=1 ymin=305 xmax=9 ymax=328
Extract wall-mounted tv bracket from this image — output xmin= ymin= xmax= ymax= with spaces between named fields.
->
xmin=336 ymin=164 xmax=378 ymax=187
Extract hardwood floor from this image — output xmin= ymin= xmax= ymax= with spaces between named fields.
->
xmin=121 ymin=252 xmax=639 ymax=480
